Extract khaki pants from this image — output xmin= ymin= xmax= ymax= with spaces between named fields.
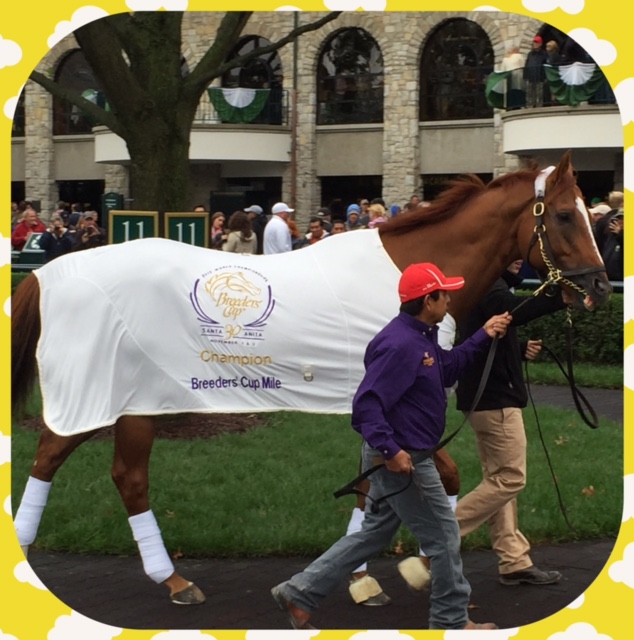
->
xmin=456 ymin=408 xmax=532 ymax=575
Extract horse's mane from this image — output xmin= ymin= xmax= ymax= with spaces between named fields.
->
xmin=380 ymin=167 xmax=542 ymax=237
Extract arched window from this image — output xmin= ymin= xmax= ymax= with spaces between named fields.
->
xmin=220 ymin=36 xmax=284 ymax=125
xmin=12 ymin=91 xmax=25 ymax=137
xmin=53 ymin=50 xmax=103 ymax=135
xmin=420 ymin=19 xmax=493 ymax=121
xmin=317 ymin=28 xmax=384 ymax=125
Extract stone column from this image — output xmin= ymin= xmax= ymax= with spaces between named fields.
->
xmin=381 ymin=17 xmax=421 ymax=207
xmin=104 ymin=165 xmax=129 ymax=200
xmin=24 ymin=82 xmax=56 ymax=218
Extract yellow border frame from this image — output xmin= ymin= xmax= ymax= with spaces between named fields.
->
xmin=2 ymin=2 xmax=631 ymax=639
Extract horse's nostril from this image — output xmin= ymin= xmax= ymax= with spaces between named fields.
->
xmin=593 ymin=278 xmax=611 ymax=297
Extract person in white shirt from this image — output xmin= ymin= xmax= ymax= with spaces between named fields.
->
xmin=263 ymin=202 xmax=293 ymax=254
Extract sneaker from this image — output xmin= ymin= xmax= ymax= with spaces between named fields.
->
xmin=499 ymin=566 xmax=562 ymax=586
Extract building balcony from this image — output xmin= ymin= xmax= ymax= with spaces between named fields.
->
xmin=93 ymin=90 xmax=292 ymax=165
xmin=496 ymin=69 xmax=622 ymax=162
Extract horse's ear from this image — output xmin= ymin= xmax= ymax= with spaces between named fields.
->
xmin=546 ymin=150 xmax=574 ymax=189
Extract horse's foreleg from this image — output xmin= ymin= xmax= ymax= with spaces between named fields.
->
xmin=111 ymin=415 xmax=204 ymax=605
xmin=14 ymin=428 xmax=96 ymax=555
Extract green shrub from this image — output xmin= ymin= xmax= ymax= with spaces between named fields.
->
xmin=515 ymin=290 xmax=623 ymax=366
xmin=11 ymin=272 xmax=30 ymax=293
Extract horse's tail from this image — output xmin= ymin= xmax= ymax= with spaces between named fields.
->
xmin=12 ymin=273 xmax=42 ymax=416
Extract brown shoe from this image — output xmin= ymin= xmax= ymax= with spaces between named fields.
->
xmin=499 ymin=566 xmax=562 ymax=586
xmin=271 ymin=584 xmax=316 ymax=630
xmin=464 ymin=620 xmax=499 ymax=630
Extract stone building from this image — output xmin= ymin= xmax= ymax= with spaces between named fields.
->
xmin=11 ymin=11 xmax=622 ymax=227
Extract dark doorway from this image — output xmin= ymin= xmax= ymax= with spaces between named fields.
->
xmin=221 ymin=177 xmax=282 ymax=216
xmin=321 ymin=175 xmax=383 ymax=220
xmin=57 ymin=180 xmax=105 ymax=214
xmin=12 ymin=181 xmax=25 ymax=204
xmin=422 ymin=173 xmax=493 ymax=202
xmin=575 ymin=170 xmax=614 ymax=205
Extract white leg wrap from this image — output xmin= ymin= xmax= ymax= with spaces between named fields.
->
xmin=349 ymin=575 xmax=383 ymax=603
xmin=14 ymin=477 xmax=52 ymax=553
xmin=129 ymin=510 xmax=175 ymax=584
xmin=346 ymin=507 xmax=367 ymax=573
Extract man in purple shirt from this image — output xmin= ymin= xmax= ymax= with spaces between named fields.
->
xmin=272 ymin=263 xmax=511 ymax=630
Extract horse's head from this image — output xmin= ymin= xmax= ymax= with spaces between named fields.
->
xmin=205 ymin=271 xmax=262 ymax=303
xmin=519 ymin=151 xmax=612 ymax=311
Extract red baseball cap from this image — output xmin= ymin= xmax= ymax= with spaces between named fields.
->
xmin=533 ymin=35 xmax=543 ymax=43
xmin=398 ymin=263 xmax=465 ymax=302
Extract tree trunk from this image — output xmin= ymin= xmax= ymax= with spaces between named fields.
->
xmin=125 ymin=115 xmax=193 ymax=212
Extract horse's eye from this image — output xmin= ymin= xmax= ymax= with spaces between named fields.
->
xmin=556 ymin=211 xmax=573 ymax=223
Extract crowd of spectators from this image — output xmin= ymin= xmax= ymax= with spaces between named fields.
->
xmin=10 ymin=200 xmax=106 ymax=263
xmin=10 ymin=190 xmax=623 ymax=281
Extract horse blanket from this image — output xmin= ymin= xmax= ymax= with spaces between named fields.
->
xmin=35 ymin=229 xmax=454 ymax=436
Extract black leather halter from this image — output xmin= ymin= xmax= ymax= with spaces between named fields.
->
xmin=526 ymin=198 xmax=606 ymax=297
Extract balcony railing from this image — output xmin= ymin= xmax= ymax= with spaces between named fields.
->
xmin=196 ymin=89 xmax=289 ymax=126
xmin=498 ymin=67 xmax=616 ymax=111
xmin=52 ymin=90 xmax=290 ymax=136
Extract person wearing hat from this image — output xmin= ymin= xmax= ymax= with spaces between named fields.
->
xmin=594 ymin=191 xmax=625 ymax=281
xmin=263 ymin=202 xmax=293 ymax=254
xmin=316 ymin=207 xmax=333 ymax=233
xmin=346 ymin=204 xmax=364 ymax=230
xmin=588 ymin=203 xmax=612 ymax=228
xmin=272 ymin=263 xmax=511 ymax=631
xmin=523 ymin=35 xmax=548 ymax=107
xmin=244 ymin=205 xmax=268 ymax=254
xmin=73 ymin=212 xmax=106 ymax=251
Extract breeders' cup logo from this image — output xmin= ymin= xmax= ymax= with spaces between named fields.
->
xmin=190 ymin=267 xmax=275 ymax=345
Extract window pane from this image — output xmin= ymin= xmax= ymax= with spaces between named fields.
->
xmin=317 ymin=28 xmax=384 ymax=125
xmin=420 ymin=19 xmax=494 ymax=121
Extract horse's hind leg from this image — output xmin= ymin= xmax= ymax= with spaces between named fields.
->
xmin=111 ymin=415 xmax=205 ymax=605
xmin=14 ymin=427 xmax=96 ymax=555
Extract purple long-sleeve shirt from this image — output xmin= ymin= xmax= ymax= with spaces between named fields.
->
xmin=351 ymin=312 xmax=491 ymax=459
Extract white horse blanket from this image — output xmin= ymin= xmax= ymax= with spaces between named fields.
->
xmin=35 ymin=229 xmax=454 ymax=436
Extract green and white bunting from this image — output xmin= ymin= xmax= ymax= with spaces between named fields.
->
xmin=208 ymin=87 xmax=270 ymax=123
xmin=484 ymin=70 xmax=512 ymax=110
xmin=543 ymin=62 xmax=607 ymax=106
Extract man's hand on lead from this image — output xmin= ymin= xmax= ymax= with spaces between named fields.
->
xmin=483 ymin=312 xmax=512 ymax=338
xmin=385 ymin=450 xmax=414 ymax=474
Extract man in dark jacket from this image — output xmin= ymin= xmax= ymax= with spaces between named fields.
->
xmin=38 ymin=216 xmax=75 ymax=263
xmin=593 ymin=191 xmax=624 ymax=281
xmin=523 ymin=35 xmax=548 ymax=107
xmin=455 ymin=260 xmax=564 ymax=586
xmin=244 ymin=205 xmax=268 ymax=254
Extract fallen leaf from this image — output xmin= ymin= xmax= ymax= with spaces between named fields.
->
xmin=165 ymin=510 xmax=175 ymax=518
xmin=467 ymin=603 xmax=480 ymax=610
xmin=555 ymin=436 xmax=569 ymax=445
xmin=581 ymin=486 xmax=595 ymax=497
xmin=172 ymin=549 xmax=183 ymax=560
xmin=393 ymin=540 xmax=405 ymax=555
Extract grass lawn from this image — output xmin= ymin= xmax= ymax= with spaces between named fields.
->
xmin=525 ymin=362 xmax=622 ymax=389
xmin=11 ymin=395 xmax=622 ymax=558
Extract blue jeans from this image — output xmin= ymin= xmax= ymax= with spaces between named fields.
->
xmin=278 ymin=441 xmax=471 ymax=629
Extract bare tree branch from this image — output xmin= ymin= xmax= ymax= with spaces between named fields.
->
xmin=185 ymin=11 xmax=342 ymax=97
xmin=29 ymin=70 xmax=122 ymax=135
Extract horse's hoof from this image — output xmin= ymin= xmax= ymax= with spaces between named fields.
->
xmin=349 ymin=574 xmax=386 ymax=604
xmin=360 ymin=591 xmax=391 ymax=606
xmin=170 ymin=582 xmax=206 ymax=605
xmin=398 ymin=556 xmax=431 ymax=590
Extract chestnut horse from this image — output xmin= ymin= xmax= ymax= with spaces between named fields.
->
xmin=11 ymin=152 xmax=610 ymax=606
